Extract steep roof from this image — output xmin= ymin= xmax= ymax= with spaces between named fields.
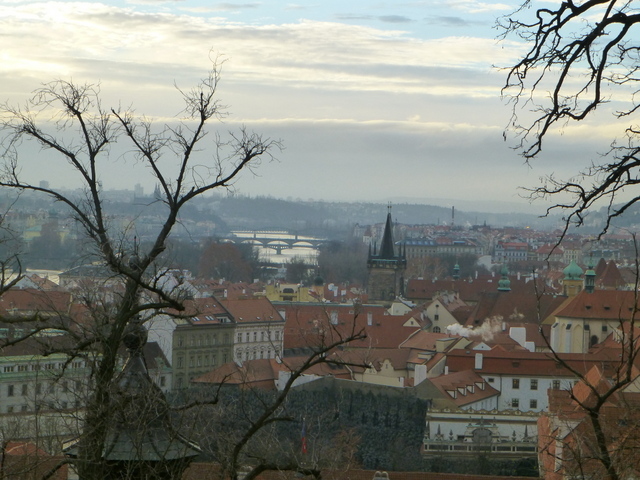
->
xmin=553 ymin=290 xmax=640 ymax=320
xmin=596 ymin=260 xmax=626 ymax=289
xmin=427 ymin=370 xmax=499 ymax=407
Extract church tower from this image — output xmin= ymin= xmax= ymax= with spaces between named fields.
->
xmin=367 ymin=207 xmax=406 ymax=302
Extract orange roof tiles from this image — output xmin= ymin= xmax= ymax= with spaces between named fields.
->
xmin=428 ymin=370 xmax=499 ymax=407
xmin=554 ymin=290 xmax=640 ymax=320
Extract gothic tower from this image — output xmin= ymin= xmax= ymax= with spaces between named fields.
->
xmin=367 ymin=208 xmax=406 ymax=302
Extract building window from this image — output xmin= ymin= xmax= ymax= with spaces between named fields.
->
xmin=4 ymin=365 xmax=14 ymax=373
xmin=253 ymin=332 xmax=257 ymax=342
xmin=530 ymin=379 xmax=538 ymax=390
xmin=433 ymin=326 xmax=441 ymax=333
xmin=7 ymin=385 xmax=14 ymax=397
xmin=177 ymin=336 xmax=184 ymax=347
xmin=177 ymin=357 xmax=184 ymax=368
xmin=330 ymin=311 xmax=338 ymax=325
xmin=487 ymin=377 xmax=495 ymax=383
xmin=189 ymin=357 xmax=194 ymax=368
xmin=530 ymin=399 xmax=538 ymax=409
xmin=21 ymin=384 xmax=28 ymax=396
xmin=552 ymin=380 xmax=561 ymax=390
xmin=602 ymin=325 xmax=608 ymax=332
xmin=511 ymin=398 xmax=519 ymax=408
xmin=512 ymin=378 xmax=520 ymax=389
xmin=237 ymin=333 xmax=242 ymax=343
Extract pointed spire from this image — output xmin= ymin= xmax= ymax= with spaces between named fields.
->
xmin=379 ymin=207 xmax=395 ymax=259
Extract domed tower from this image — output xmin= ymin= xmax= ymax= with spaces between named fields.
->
xmin=497 ymin=264 xmax=511 ymax=292
xmin=563 ymin=260 xmax=584 ymax=296
xmin=453 ymin=263 xmax=461 ymax=281
xmin=367 ymin=207 xmax=406 ymax=303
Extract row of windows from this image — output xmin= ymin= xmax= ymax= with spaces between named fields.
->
xmin=511 ymin=398 xmax=538 ymax=409
xmin=176 ymin=333 xmax=231 ymax=348
xmin=235 ymin=347 xmax=280 ymax=361
xmin=491 ymin=378 xmax=562 ymax=390
xmin=2 ymin=360 xmax=84 ymax=373
xmin=176 ymin=352 xmax=229 ymax=370
xmin=5 ymin=380 xmax=84 ymax=397
xmin=5 ymin=400 xmax=81 ymax=414
xmin=236 ymin=330 xmax=280 ymax=343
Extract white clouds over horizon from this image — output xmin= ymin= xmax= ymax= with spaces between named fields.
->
xmin=0 ymin=0 xmax=621 ymax=213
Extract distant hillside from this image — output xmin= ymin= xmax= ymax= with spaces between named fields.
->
xmin=203 ymin=195 xmax=559 ymax=235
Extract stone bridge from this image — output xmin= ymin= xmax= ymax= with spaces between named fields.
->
xmin=221 ymin=230 xmax=328 ymax=254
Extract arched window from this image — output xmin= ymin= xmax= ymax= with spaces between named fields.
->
xmin=433 ymin=326 xmax=441 ymax=333
xmin=590 ymin=335 xmax=599 ymax=347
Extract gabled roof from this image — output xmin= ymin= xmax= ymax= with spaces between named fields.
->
xmin=596 ymin=260 xmax=626 ymax=289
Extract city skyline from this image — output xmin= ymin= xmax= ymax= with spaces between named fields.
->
xmin=1 ymin=1 xmax=623 ymax=215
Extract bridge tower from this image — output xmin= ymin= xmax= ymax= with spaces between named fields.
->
xmin=367 ymin=207 xmax=406 ymax=303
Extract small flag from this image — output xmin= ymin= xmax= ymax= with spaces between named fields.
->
xmin=301 ymin=419 xmax=307 ymax=454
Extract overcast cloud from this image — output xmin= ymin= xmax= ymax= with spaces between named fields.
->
xmin=0 ymin=0 xmax=623 ymax=214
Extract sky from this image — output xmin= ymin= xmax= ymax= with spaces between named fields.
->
xmin=0 ymin=0 xmax=624 ymax=215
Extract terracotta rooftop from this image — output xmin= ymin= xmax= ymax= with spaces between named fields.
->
xmin=279 ymin=303 xmax=421 ymax=351
xmin=552 ymin=290 xmax=640 ymax=320
xmin=428 ymin=369 xmax=499 ymax=407
xmin=464 ymin=291 xmax=566 ymax=327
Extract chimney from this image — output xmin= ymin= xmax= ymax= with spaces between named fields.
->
xmin=474 ymin=353 xmax=483 ymax=370
xmin=414 ymin=364 xmax=427 ymax=385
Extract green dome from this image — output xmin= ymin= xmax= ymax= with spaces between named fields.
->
xmin=563 ymin=260 xmax=584 ymax=280
xmin=498 ymin=264 xmax=511 ymax=292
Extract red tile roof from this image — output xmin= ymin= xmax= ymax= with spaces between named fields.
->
xmin=553 ymin=290 xmax=640 ymax=320
xmin=428 ymin=370 xmax=499 ymax=407
xmin=444 ymin=348 xmax=621 ymax=377
xmin=280 ymin=304 xmax=420 ymax=351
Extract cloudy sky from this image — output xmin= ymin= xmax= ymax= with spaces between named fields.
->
xmin=0 ymin=1 xmax=621 ymax=214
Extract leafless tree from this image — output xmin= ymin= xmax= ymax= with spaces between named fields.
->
xmin=500 ymin=0 xmax=640 ymax=233
xmin=0 ymin=61 xmax=279 ymax=479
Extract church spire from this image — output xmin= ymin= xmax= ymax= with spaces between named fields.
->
xmin=379 ymin=204 xmax=395 ymax=259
